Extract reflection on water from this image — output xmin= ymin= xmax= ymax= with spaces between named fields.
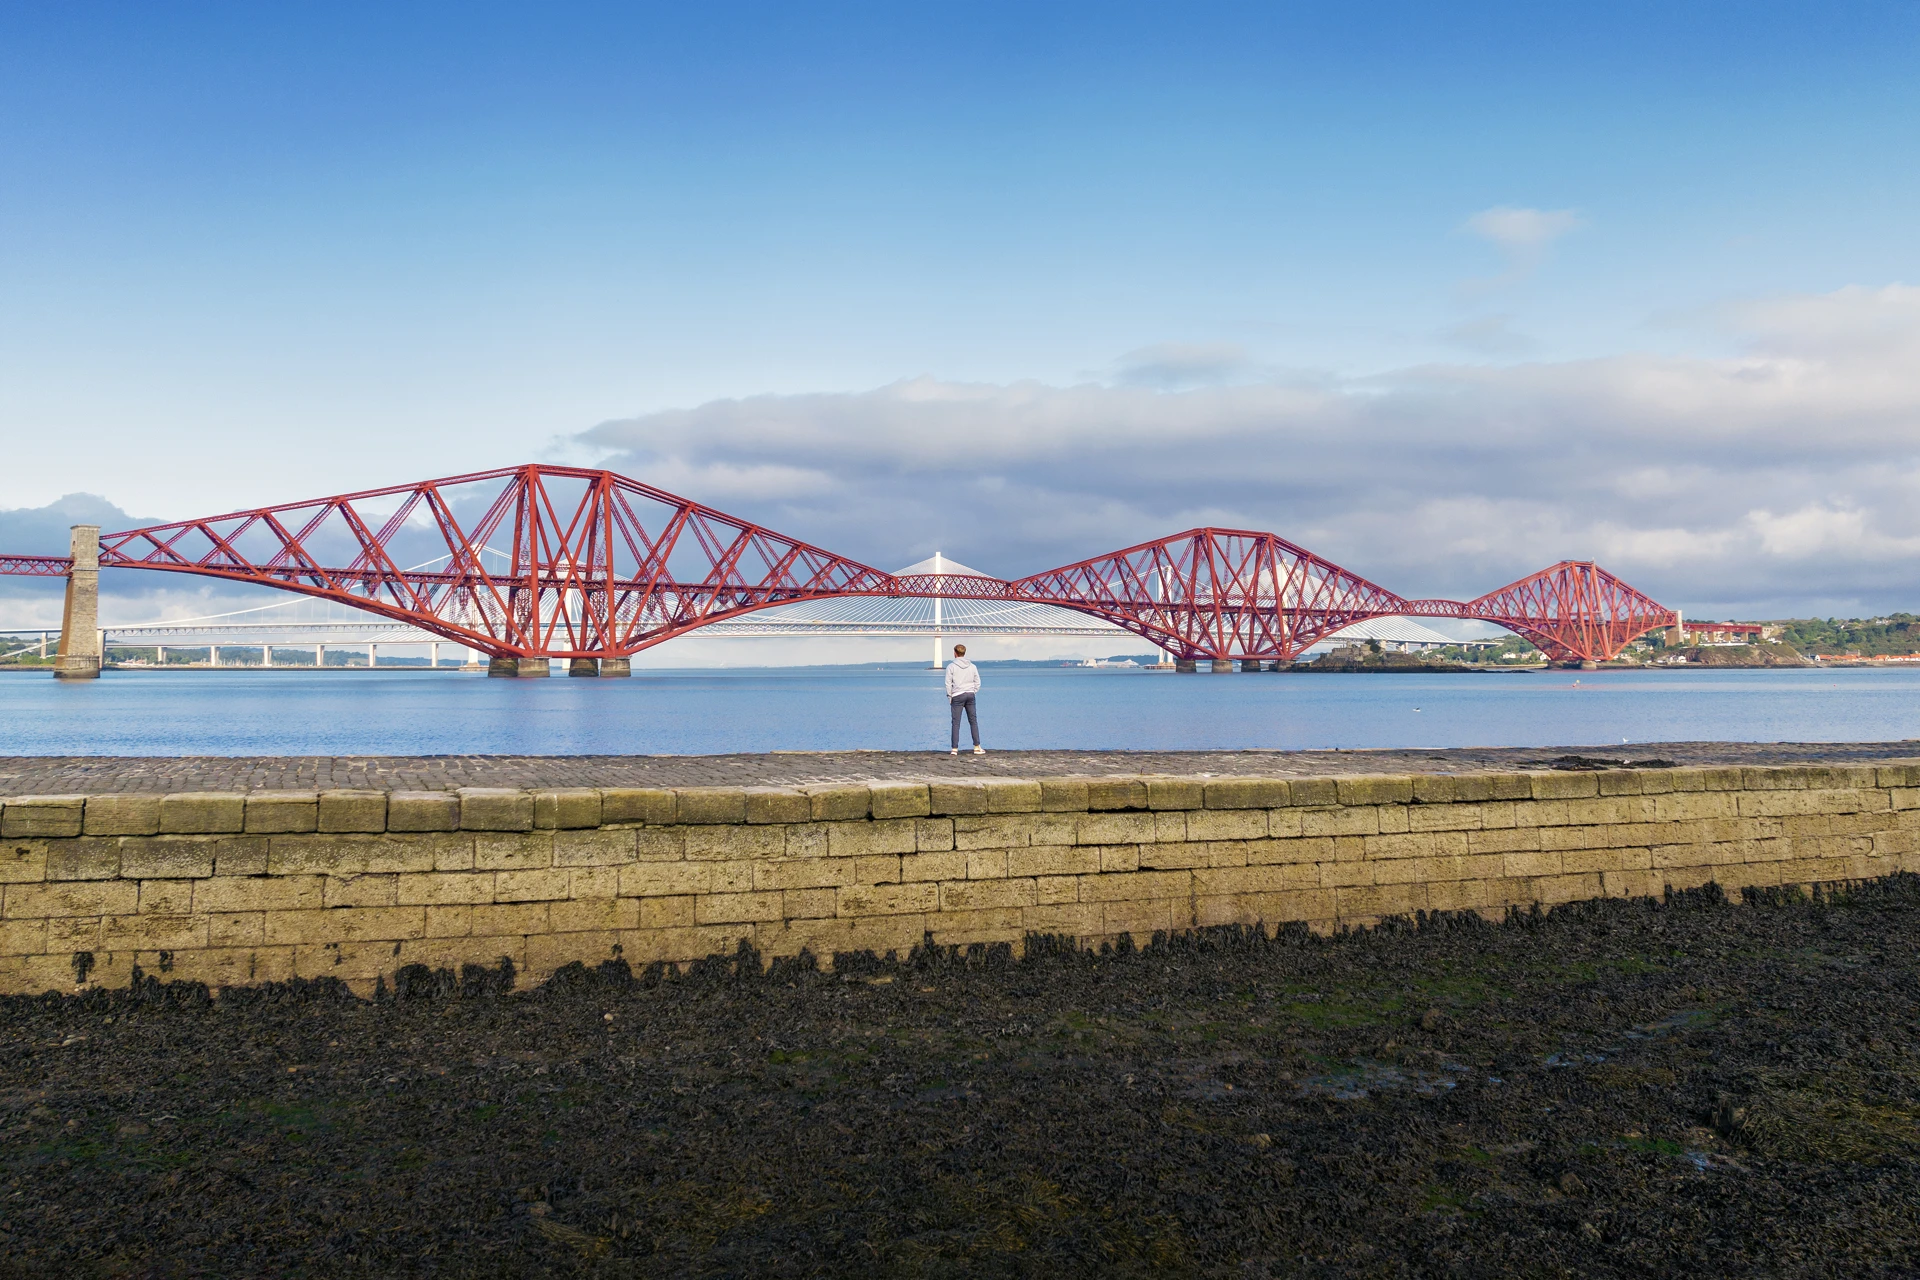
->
xmin=1 ymin=665 xmax=1918 ymax=756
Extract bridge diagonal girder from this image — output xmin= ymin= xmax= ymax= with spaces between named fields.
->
xmin=4 ymin=467 xmax=1679 ymax=664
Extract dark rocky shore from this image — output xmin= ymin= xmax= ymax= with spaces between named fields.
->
xmin=4 ymin=876 xmax=1917 ymax=1277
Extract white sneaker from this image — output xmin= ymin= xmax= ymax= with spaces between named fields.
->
xmin=973 ymin=746 xmax=986 ymax=755
xmin=949 ymin=748 xmax=958 ymax=755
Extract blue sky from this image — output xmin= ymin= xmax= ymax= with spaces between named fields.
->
xmin=3 ymin=3 xmax=1920 ymax=640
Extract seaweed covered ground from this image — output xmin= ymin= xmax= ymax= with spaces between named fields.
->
xmin=4 ymin=880 xmax=1919 ymax=1278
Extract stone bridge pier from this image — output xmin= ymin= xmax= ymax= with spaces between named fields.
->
xmin=53 ymin=524 xmax=101 ymax=681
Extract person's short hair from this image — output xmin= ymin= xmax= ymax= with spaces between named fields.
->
xmin=953 ymin=644 xmax=966 ymax=656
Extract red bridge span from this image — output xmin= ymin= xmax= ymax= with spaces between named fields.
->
xmin=1 ymin=464 xmax=1676 ymax=673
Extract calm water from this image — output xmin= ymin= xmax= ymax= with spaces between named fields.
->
xmin=1 ymin=665 xmax=1917 ymax=756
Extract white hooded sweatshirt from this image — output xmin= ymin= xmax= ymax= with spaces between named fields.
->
xmin=944 ymin=656 xmax=981 ymax=698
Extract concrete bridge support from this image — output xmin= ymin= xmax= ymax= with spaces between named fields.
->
xmin=568 ymin=658 xmax=599 ymax=677
xmin=1174 ymin=659 xmax=1197 ymax=673
xmin=1210 ymin=659 xmax=1234 ymax=673
xmin=486 ymin=657 xmax=518 ymax=678
xmin=515 ymin=657 xmax=551 ymax=678
xmin=53 ymin=525 xmax=101 ymax=680
xmin=600 ymin=658 xmax=632 ymax=677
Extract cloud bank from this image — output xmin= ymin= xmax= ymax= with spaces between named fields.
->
xmin=581 ymin=285 xmax=1920 ymax=619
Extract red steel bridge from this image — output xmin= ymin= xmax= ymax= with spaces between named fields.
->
xmin=0 ymin=464 xmax=1677 ymax=667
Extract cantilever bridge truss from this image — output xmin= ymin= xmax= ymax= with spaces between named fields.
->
xmin=0 ymin=465 xmax=1678 ymax=665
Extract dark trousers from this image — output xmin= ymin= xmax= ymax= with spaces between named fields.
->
xmin=949 ymin=692 xmax=979 ymax=748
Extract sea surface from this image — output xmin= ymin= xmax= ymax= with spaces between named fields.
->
xmin=2 ymin=664 xmax=1918 ymax=756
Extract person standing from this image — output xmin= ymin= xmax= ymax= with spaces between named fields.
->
xmin=945 ymin=643 xmax=984 ymax=754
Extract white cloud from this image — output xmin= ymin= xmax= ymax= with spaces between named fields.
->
xmin=578 ymin=283 xmax=1920 ymax=618
xmin=1463 ymin=206 xmax=1584 ymax=253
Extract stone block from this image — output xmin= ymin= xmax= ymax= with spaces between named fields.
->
xmin=869 ymin=782 xmax=931 ymax=820
xmin=618 ymin=861 xmax=710 ymax=897
xmin=600 ymin=787 xmax=676 ymax=826
xmin=119 ymin=837 xmax=215 ymax=879
xmin=82 ymin=794 xmax=161 ymax=836
xmin=1039 ymin=778 xmax=1089 ymax=812
xmin=827 ymin=818 xmax=919 ymax=859
xmin=742 ymin=788 xmax=808 ymax=825
xmin=695 ymin=891 xmax=786 ymax=924
xmin=135 ymin=879 xmax=194 ymax=913
xmin=673 ymin=788 xmax=747 ymax=824
xmin=45 ymin=837 xmax=122 ymax=880
xmin=265 ymin=906 xmax=425 ymax=946
xmin=684 ymin=824 xmax=785 ymax=860
xmin=710 ymin=862 xmax=754 ymax=893
xmin=1410 ymin=776 xmax=1457 ymax=804
xmin=929 ymin=781 xmax=989 ymax=815
xmin=902 ymin=851 xmax=968 ymax=882
xmin=1524 ymin=772 xmax=1592 ymax=800
xmin=1316 ymin=860 xmax=1374 ymax=888
xmin=459 ymin=788 xmax=533 ymax=832
xmin=1299 ymin=807 xmax=1380 ymax=838
xmin=1096 ymin=845 xmax=1140 ymax=873
xmin=396 ymin=872 xmax=495 ymax=905
xmin=913 ymin=818 xmax=955 ymax=852
xmin=0 ymin=840 xmax=46 ymax=884
xmin=193 ymin=875 xmax=325 ymax=914
xmin=553 ymin=828 xmax=638 ymax=867
xmin=1086 ymin=778 xmax=1147 ymax=811
xmin=1075 ymin=869 xmax=1191 ymax=903
xmin=386 ymin=792 xmax=460 ymax=832
xmin=3 ymin=796 xmax=86 ymax=839
xmin=214 ymin=836 xmax=270 ymax=876
xmin=472 ymin=832 xmax=554 ymax=872
xmin=323 ymin=873 xmax=398 ymax=908
xmin=754 ymin=858 xmax=858 ymax=891
xmin=1337 ymin=775 xmax=1413 ymax=806
xmin=1409 ymin=803 xmax=1483 ymax=832
xmin=638 ymin=896 xmax=695 ymax=929
xmin=983 ymin=779 xmax=1043 ymax=813
xmin=1077 ymin=812 xmax=1155 ymax=845
xmin=1596 ymin=771 xmax=1645 ymax=796
xmin=469 ymin=902 xmax=550 ymax=936
xmin=551 ymin=896 xmax=639 ymax=933
xmin=1021 ymin=902 xmax=1103 ymax=936
xmin=964 ymin=849 xmax=1008 ymax=879
xmin=1287 ymin=778 xmax=1338 ymax=807
xmin=312 ymin=789 xmax=384 ymax=833
xmin=781 ymin=887 xmax=838 ymax=919
xmin=1102 ymin=897 xmax=1179 ymax=936
xmin=0 ymin=918 xmax=46 ymax=955
xmin=533 ymin=788 xmax=602 ymax=830
xmin=4 ymin=879 xmax=138 ymax=918
xmin=493 ymin=869 xmax=572 ymax=902
xmin=1138 ymin=842 xmax=1210 ymax=870
xmin=1185 ymin=809 xmax=1267 ymax=842
xmin=268 ymin=834 xmax=437 ymax=876
xmin=805 ymin=785 xmax=871 ymax=822
xmin=569 ymin=866 xmax=620 ymax=898
xmin=836 ymin=882 xmax=939 ymax=917
xmin=1335 ymin=881 xmax=1427 ymax=919
xmin=244 ymin=791 xmax=318 ymax=834
xmin=852 ymin=855 xmax=901 ymax=884
xmin=634 ymin=829 xmax=686 ymax=862
xmin=1146 ymin=777 xmax=1205 ymax=810
xmin=952 ymin=814 xmax=1032 ymax=850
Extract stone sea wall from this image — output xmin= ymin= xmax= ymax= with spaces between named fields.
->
xmin=3 ymin=764 xmax=1917 ymax=995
